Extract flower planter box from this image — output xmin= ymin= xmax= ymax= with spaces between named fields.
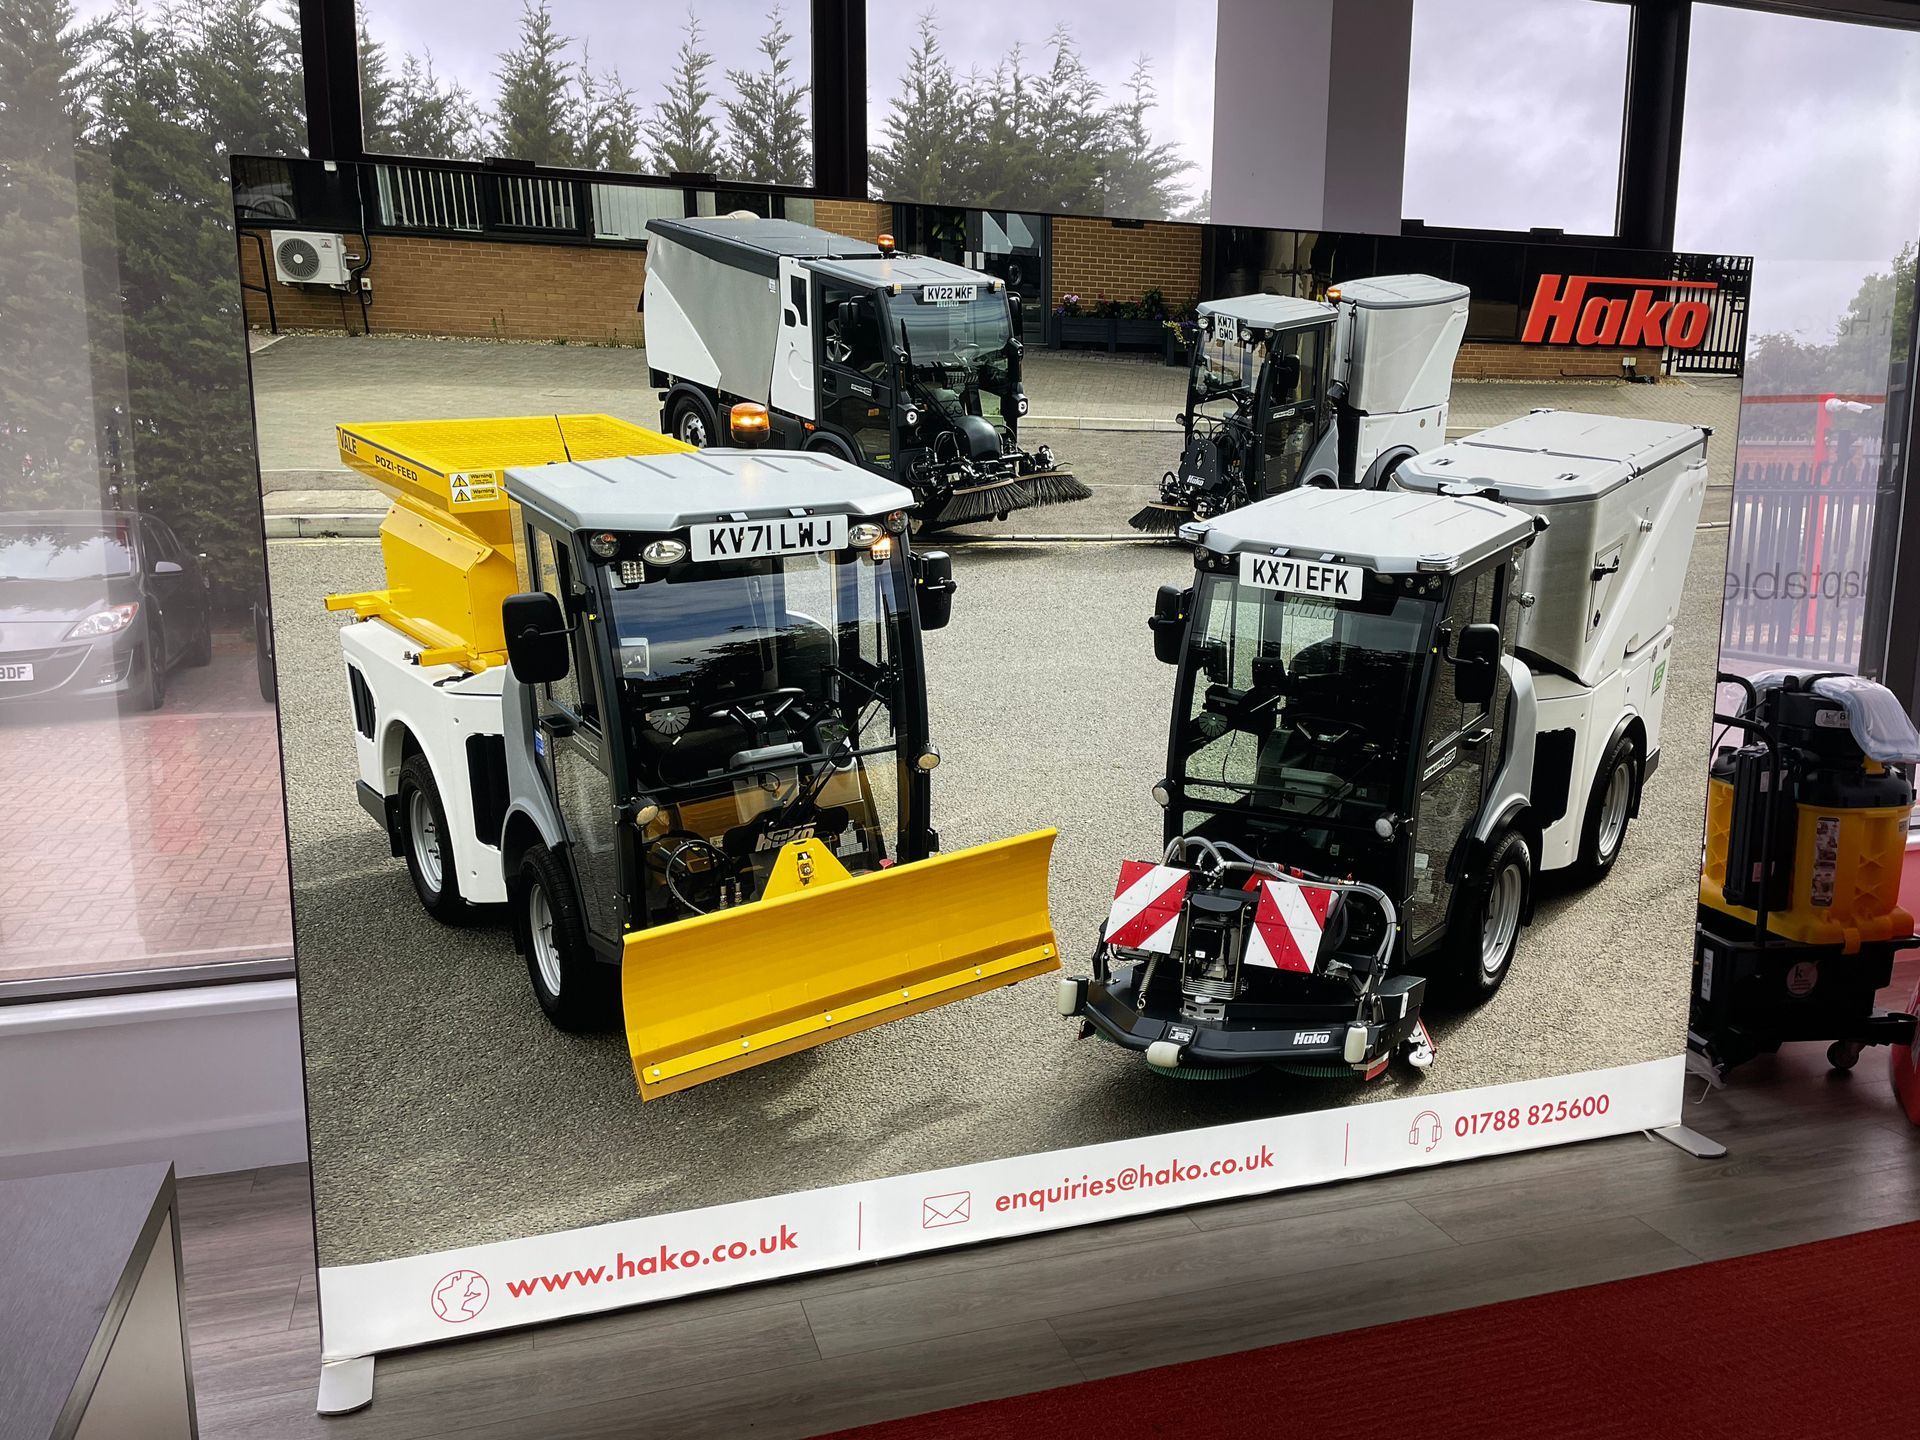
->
xmin=1113 ymin=318 xmax=1163 ymax=352
xmin=1055 ymin=315 xmax=1114 ymax=350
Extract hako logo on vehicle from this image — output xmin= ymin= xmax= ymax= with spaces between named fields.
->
xmin=1521 ymin=274 xmax=1716 ymax=349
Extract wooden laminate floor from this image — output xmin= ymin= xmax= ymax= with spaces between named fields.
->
xmin=181 ymin=1044 xmax=1920 ymax=1438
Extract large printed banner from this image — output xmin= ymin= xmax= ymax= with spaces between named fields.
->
xmin=321 ymin=1057 xmax=1680 ymax=1357
xmin=239 ymin=169 xmax=1736 ymax=1378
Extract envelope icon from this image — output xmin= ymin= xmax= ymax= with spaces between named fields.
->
xmin=922 ymin=1191 xmax=971 ymax=1229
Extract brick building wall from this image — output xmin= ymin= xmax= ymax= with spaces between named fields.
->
xmin=812 ymin=199 xmax=893 ymax=243
xmin=239 ymin=234 xmax=649 ymax=343
xmin=1454 ymin=340 xmax=1667 ymax=382
xmin=1050 ymin=217 xmax=1204 ymax=307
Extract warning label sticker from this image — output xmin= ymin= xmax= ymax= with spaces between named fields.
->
xmin=1810 ymin=815 xmax=1839 ymax=908
xmin=450 ymin=473 xmax=499 ymax=507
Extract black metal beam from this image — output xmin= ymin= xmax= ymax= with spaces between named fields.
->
xmin=1860 ymin=270 xmax=1919 ymax=699
xmin=298 ymin=0 xmax=364 ymax=162
xmin=810 ymin=0 xmax=866 ymax=199
xmin=1616 ymin=0 xmax=1691 ymax=251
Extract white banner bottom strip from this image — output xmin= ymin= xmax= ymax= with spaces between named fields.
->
xmin=318 ymin=1054 xmax=1684 ymax=1359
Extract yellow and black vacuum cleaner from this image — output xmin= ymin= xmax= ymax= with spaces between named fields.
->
xmin=1691 ymin=670 xmax=1920 ymax=1077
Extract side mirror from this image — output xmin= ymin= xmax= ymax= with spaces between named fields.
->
xmin=1006 ymin=293 xmax=1024 ymax=341
xmin=1454 ymin=621 xmax=1501 ymax=706
xmin=1148 ymin=584 xmax=1191 ymax=666
xmin=152 ymin=559 xmax=184 ymax=576
xmin=913 ymin=550 xmax=955 ymax=631
xmin=836 ymin=299 xmax=859 ymax=332
xmin=502 ymin=591 xmax=570 ymax=684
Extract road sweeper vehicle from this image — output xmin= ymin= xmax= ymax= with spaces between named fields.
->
xmin=1064 ymin=410 xmax=1708 ymax=1078
xmin=641 ymin=216 xmax=1087 ymax=528
xmin=324 ymin=414 xmax=1059 ymax=1100
xmin=1132 ymin=275 xmax=1469 ymax=534
xmin=1690 ymin=670 xmax=1920 ymax=1079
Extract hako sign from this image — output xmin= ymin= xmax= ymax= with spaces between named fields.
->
xmin=1521 ymin=275 xmax=1716 ymax=349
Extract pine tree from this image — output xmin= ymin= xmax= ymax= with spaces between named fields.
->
xmin=358 ymin=18 xmax=400 ymax=151
xmin=174 ymin=0 xmax=304 ymax=158
xmin=389 ymin=51 xmax=482 ymax=159
xmin=647 ymin=9 xmax=724 ymax=175
xmin=722 ymin=5 xmax=810 ymax=186
xmin=492 ymin=0 xmax=579 ymax=166
xmin=1101 ymin=57 xmax=1191 ymax=220
xmin=1022 ymin=26 xmax=1108 ymax=214
xmin=868 ymin=13 xmax=971 ymax=203
xmin=95 ymin=0 xmax=267 ymax=602
xmin=0 ymin=0 xmax=115 ymax=508
xmin=574 ymin=50 xmax=641 ymax=172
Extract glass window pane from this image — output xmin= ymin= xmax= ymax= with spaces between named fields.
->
xmin=866 ymin=6 xmax=1217 ymax=221
xmin=1 ymin=0 xmax=297 ymax=990
xmin=1402 ymin=0 xmax=1631 ymax=234
xmin=356 ymin=0 xmax=814 ymax=186
xmin=1675 ymin=4 xmax=1920 ymax=675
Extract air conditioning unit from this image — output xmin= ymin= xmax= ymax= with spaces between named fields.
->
xmin=271 ymin=230 xmax=350 ymax=286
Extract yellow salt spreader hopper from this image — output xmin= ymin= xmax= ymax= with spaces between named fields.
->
xmin=325 ymin=413 xmax=1060 ymax=1100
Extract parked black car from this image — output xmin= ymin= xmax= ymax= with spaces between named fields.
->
xmin=0 ymin=510 xmax=213 ymax=711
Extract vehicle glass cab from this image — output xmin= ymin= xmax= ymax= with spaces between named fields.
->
xmin=887 ymin=289 xmax=1018 ymax=434
xmin=1166 ymin=553 xmax=1513 ymax=962
xmin=1183 ymin=312 xmax=1333 ymax=499
xmin=526 ymin=522 xmax=922 ymax=944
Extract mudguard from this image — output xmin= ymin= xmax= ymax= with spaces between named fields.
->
xmin=623 ymin=830 xmax=1059 ymax=1099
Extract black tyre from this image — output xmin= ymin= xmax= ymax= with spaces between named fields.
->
xmin=124 ymin=638 xmax=164 ymax=712
xmin=398 ymin=753 xmax=467 ymax=923
xmin=1574 ymin=732 xmax=1639 ymax=883
xmin=184 ymin=616 xmax=214 ymax=667
xmin=517 ymin=843 xmax=617 ymax=1031
xmin=665 ymin=390 xmax=718 ymax=448
xmin=803 ymin=431 xmax=859 ymax=463
xmin=254 ymin=603 xmax=275 ymax=703
xmin=1438 ymin=828 xmax=1532 ymax=1003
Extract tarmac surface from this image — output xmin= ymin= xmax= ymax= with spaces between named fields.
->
xmin=275 ymin=523 xmax=1724 ymax=1266
xmin=248 ymin=335 xmax=1742 ymax=538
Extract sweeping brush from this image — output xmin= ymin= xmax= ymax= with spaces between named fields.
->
xmin=932 ymin=477 xmax=1035 ymax=526
xmin=1021 ymin=467 xmax=1093 ymax=506
xmin=1129 ymin=500 xmax=1193 ymax=535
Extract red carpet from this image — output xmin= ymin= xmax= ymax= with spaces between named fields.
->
xmin=824 ymin=1221 xmax=1920 ymax=1439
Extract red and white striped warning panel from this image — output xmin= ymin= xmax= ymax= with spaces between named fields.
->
xmin=1244 ymin=879 xmax=1334 ymax=973
xmin=1105 ymin=862 xmax=1190 ymax=953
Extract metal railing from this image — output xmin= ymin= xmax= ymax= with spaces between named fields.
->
xmin=1721 ymin=452 xmax=1882 ymax=670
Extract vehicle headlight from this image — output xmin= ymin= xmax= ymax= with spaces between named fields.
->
xmin=1016 ymin=393 xmax=1030 ymax=417
xmin=642 ymin=539 xmax=686 ymax=565
xmin=1150 ymin=780 xmax=1171 ymax=808
xmin=66 ymin=603 xmax=139 ymax=639
xmin=848 ymin=522 xmax=884 ymax=548
xmin=884 ymin=509 xmax=909 ymax=535
xmin=588 ymin=531 xmax=621 ymax=560
xmin=915 ymin=746 xmax=941 ymax=772
xmin=633 ymin=799 xmax=661 ymax=828
xmin=902 ymin=405 xmax=921 ymax=427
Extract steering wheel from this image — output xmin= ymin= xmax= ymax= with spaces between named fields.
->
xmin=704 ymin=687 xmax=811 ymax=745
xmin=649 ymin=831 xmax=733 ymax=914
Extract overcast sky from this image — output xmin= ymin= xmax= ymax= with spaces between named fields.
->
xmin=74 ymin=0 xmax=1909 ymax=349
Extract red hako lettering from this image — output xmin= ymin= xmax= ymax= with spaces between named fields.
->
xmin=1520 ymin=274 xmax=1719 ymax=350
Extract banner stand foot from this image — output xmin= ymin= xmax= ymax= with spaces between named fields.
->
xmin=1647 ymin=1124 xmax=1727 ymax=1159
xmin=317 ymin=1355 xmax=375 ymax=1415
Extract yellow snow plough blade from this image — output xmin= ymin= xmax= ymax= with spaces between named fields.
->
xmin=623 ymin=830 xmax=1059 ymax=1100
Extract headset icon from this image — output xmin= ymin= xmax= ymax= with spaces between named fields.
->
xmin=1409 ymin=1110 xmax=1444 ymax=1153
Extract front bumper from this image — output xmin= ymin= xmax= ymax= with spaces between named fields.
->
xmin=0 ymin=636 xmax=141 ymax=703
xmin=1065 ymin=970 xmax=1422 ymax=1071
